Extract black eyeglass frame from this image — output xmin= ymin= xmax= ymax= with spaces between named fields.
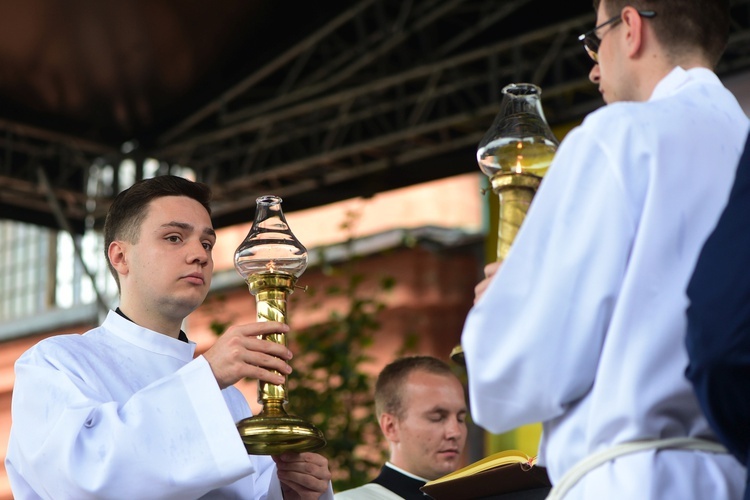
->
xmin=578 ymin=9 xmax=657 ymax=62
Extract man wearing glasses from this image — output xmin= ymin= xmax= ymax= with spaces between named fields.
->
xmin=463 ymin=0 xmax=748 ymax=498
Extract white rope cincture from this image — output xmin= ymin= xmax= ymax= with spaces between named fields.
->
xmin=545 ymin=437 xmax=728 ymax=499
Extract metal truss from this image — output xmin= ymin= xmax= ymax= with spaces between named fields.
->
xmin=0 ymin=119 xmax=117 ymax=233
xmin=2 ymin=0 xmax=750 ymax=231
xmin=153 ymin=0 xmax=599 ymax=223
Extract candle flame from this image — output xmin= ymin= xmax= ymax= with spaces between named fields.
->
xmin=266 ymin=260 xmax=276 ymax=273
xmin=515 ymin=156 xmax=523 ymax=174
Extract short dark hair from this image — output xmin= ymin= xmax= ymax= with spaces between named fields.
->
xmin=593 ymin=0 xmax=730 ymax=67
xmin=374 ymin=356 xmax=460 ymax=420
xmin=103 ymin=175 xmax=212 ymax=287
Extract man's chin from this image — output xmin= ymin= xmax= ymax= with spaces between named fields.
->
xmin=166 ymin=296 xmax=205 ymax=318
xmin=432 ymin=460 xmax=460 ymax=478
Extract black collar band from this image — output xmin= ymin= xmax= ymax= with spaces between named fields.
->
xmin=371 ymin=465 xmax=428 ymax=500
xmin=114 ymin=308 xmax=190 ymax=343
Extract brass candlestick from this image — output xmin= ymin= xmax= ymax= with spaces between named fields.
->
xmin=234 ymin=195 xmax=326 ymax=455
xmin=452 ymin=83 xmax=559 ymax=365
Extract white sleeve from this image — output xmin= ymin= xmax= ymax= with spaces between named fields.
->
xmin=7 ymin=353 xmax=255 ymax=499
xmin=462 ymin=126 xmax=638 ymax=434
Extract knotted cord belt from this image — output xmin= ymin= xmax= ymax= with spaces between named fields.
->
xmin=545 ymin=437 xmax=728 ymax=499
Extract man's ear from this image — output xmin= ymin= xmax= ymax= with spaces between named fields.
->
xmin=621 ymin=6 xmax=645 ymax=58
xmin=380 ymin=413 xmax=400 ymax=443
xmin=108 ymin=241 xmax=129 ymax=276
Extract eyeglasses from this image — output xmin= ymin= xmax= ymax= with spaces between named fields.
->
xmin=578 ymin=10 xmax=657 ymax=62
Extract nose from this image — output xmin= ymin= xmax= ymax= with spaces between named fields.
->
xmin=589 ymin=64 xmax=600 ymax=84
xmin=188 ymin=241 xmax=209 ymax=267
xmin=445 ymin=417 xmax=465 ymax=440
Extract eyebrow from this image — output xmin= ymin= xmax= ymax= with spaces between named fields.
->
xmin=426 ymin=407 xmax=468 ymax=415
xmin=160 ymin=221 xmax=217 ymax=239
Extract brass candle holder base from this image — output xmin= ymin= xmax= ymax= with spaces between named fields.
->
xmin=238 ymin=401 xmax=326 ymax=455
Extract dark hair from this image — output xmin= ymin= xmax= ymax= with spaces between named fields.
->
xmin=103 ymin=175 xmax=212 ymax=287
xmin=374 ymin=356 xmax=460 ymax=420
xmin=593 ymin=0 xmax=730 ymax=66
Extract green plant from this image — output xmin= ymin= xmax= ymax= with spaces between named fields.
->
xmin=287 ymin=270 xmax=395 ymax=491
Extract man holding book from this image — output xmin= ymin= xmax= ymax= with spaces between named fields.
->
xmin=462 ymin=0 xmax=748 ymax=498
xmin=335 ymin=356 xmax=468 ymax=500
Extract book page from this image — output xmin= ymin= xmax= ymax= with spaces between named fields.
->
xmin=425 ymin=449 xmax=536 ymax=485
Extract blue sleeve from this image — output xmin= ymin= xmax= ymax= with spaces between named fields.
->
xmin=685 ymin=130 xmax=750 ymax=467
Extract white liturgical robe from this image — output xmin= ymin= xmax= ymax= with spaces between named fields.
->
xmin=5 ymin=311 xmax=334 ymax=500
xmin=462 ymin=67 xmax=750 ymax=498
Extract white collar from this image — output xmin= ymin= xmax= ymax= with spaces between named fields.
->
xmin=384 ymin=462 xmax=429 ymax=482
xmin=649 ymin=66 xmax=720 ymax=101
xmin=102 ymin=310 xmax=197 ymax=361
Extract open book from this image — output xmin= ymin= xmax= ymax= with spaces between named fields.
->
xmin=420 ymin=450 xmax=551 ymax=500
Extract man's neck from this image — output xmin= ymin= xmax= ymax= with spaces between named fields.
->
xmin=636 ymin=51 xmax=712 ymax=101
xmin=115 ymin=308 xmax=189 ymax=342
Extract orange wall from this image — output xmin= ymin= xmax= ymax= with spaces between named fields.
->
xmin=213 ymin=172 xmax=483 ymax=271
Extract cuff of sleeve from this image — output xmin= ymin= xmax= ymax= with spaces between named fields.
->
xmin=179 ymin=356 xmax=254 ymax=476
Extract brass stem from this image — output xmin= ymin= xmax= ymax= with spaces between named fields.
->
xmin=491 ymin=172 xmax=542 ymax=262
xmin=450 ymin=172 xmax=541 ymax=367
xmin=247 ymin=273 xmax=296 ymax=406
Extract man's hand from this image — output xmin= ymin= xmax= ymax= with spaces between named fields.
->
xmin=202 ymin=321 xmax=293 ymax=389
xmin=474 ymin=261 xmax=502 ymax=304
xmin=273 ymin=452 xmax=332 ymax=500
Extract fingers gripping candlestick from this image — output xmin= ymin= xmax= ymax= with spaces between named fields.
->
xmin=234 ymin=195 xmax=326 ymax=455
xmin=451 ymin=83 xmax=559 ymax=365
